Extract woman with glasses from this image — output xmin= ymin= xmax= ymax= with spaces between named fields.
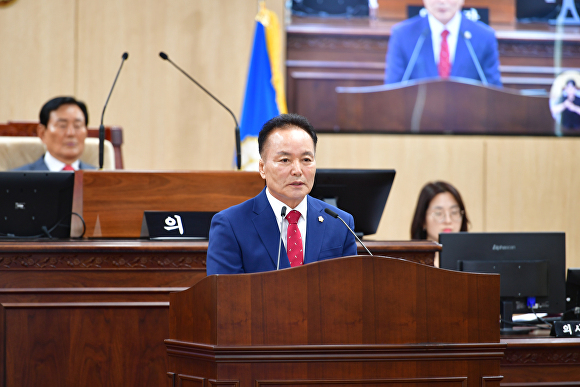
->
xmin=551 ymin=79 xmax=580 ymax=129
xmin=410 ymin=181 xmax=469 ymax=267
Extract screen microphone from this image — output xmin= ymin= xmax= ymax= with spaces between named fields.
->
xmin=402 ymin=28 xmax=429 ymax=83
xmin=324 ymin=208 xmax=373 ymax=256
xmin=277 ymin=206 xmax=287 ymax=270
xmin=159 ymin=52 xmax=242 ymax=170
xmin=99 ymin=52 xmax=129 ymax=170
xmin=462 ymin=31 xmax=488 ymax=86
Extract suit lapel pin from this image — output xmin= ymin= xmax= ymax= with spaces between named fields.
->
xmin=318 ymin=216 xmax=324 ymax=223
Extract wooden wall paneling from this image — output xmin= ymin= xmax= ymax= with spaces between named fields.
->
xmin=315 ymin=134 xmax=486 ymax=242
xmin=0 ymin=0 xmax=76 ymax=123
xmin=76 ymin=0 xmax=284 ymax=171
xmin=485 ymin=137 xmax=580 ymax=269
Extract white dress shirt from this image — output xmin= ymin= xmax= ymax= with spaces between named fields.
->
xmin=44 ymin=152 xmax=80 ymax=171
xmin=428 ymin=11 xmax=462 ymax=65
xmin=265 ymin=187 xmax=307 ymax=255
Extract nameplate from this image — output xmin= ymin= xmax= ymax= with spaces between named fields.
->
xmin=140 ymin=211 xmax=216 ymax=240
xmin=552 ymin=321 xmax=580 ymax=337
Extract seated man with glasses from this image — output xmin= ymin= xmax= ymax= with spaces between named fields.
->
xmin=13 ymin=96 xmax=96 ymax=171
xmin=410 ymin=181 xmax=469 ymax=267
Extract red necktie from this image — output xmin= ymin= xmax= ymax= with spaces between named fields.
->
xmin=285 ymin=210 xmax=303 ymax=267
xmin=62 ymin=164 xmax=74 ymax=171
xmin=439 ymin=30 xmax=451 ymax=78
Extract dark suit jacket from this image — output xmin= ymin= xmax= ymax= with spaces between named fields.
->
xmin=385 ymin=14 xmax=502 ymax=87
xmin=561 ymin=96 xmax=580 ymax=129
xmin=206 ymin=187 xmax=358 ymax=275
xmin=12 ymin=155 xmax=96 ymax=171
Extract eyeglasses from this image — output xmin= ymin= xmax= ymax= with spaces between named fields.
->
xmin=429 ymin=209 xmax=464 ymax=223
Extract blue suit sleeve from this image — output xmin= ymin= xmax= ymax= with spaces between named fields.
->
xmin=385 ymin=27 xmax=406 ymax=84
xmin=206 ymin=211 xmax=245 ymax=275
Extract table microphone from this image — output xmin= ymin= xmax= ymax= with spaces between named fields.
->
xmin=324 ymin=208 xmax=373 ymax=256
xmin=277 ymin=206 xmax=287 ymax=270
xmin=159 ymin=52 xmax=242 ymax=170
xmin=99 ymin=52 xmax=129 ymax=170
xmin=401 ymin=28 xmax=429 ymax=83
xmin=462 ymin=31 xmax=488 ymax=86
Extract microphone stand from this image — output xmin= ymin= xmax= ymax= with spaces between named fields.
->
xmin=159 ymin=52 xmax=242 ymax=170
xmin=99 ymin=52 xmax=129 ymax=170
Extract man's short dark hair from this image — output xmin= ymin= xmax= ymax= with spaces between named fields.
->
xmin=39 ymin=96 xmax=89 ymax=127
xmin=258 ymin=113 xmax=318 ymax=156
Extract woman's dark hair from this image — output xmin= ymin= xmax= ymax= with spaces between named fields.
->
xmin=566 ymin=79 xmax=577 ymax=88
xmin=39 ymin=96 xmax=89 ymax=127
xmin=258 ymin=113 xmax=317 ymax=157
xmin=410 ymin=181 xmax=469 ymax=240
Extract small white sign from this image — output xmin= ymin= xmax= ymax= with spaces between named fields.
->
xmin=164 ymin=215 xmax=184 ymax=235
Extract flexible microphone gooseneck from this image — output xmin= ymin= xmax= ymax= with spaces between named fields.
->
xmin=276 ymin=206 xmax=287 ymax=270
xmin=159 ymin=52 xmax=242 ymax=170
xmin=402 ymin=28 xmax=429 ymax=83
xmin=324 ymin=208 xmax=373 ymax=256
xmin=99 ymin=52 xmax=129 ymax=170
xmin=462 ymin=31 xmax=488 ymax=86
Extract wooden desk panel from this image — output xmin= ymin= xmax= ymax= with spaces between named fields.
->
xmin=501 ymin=336 xmax=580 ymax=386
xmin=78 ymin=171 xmax=265 ymax=238
xmin=0 ymin=239 xmax=436 ymax=387
xmin=1 ymin=239 xmax=577 ymax=387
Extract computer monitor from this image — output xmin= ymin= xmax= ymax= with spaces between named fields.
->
xmin=439 ymin=232 xmax=566 ymax=330
xmin=309 ymin=169 xmax=396 ymax=237
xmin=516 ymin=0 xmax=574 ymax=21
xmin=0 ymin=171 xmax=75 ymax=238
xmin=291 ymin=0 xmax=369 ymax=17
xmin=564 ymin=268 xmax=580 ymax=320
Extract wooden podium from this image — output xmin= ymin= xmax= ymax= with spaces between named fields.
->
xmin=335 ymin=79 xmax=556 ymax=135
xmin=166 ymin=256 xmax=505 ymax=387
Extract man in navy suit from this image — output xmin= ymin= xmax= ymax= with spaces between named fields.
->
xmin=385 ymin=0 xmax=501 ymax=87
xmin=206 ymin=114 xmax=357 ymax=275
xmin=13 ymin=96 xmax=96 ymax=171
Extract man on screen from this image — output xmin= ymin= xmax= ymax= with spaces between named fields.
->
xmin=206 ymin=114 xmax=357 ymax=275
xmin=13 ymin=96 xmax=96 ymax=171
xmin=385 ymin=0 xmax=502 ymax=87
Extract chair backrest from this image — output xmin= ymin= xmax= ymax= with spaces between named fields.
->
xmin=0 ymin=121 xmax=124 ymax=169
xmin=0 ymin=137 xmax=115 ymax=171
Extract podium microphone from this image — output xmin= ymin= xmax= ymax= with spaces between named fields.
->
xmin=277 ymin=206 xmax=287 ymax=270
xmin=324 ymin=208 xmax=373 ymax=256
xmin=159 ymin=52 xmax=242 ymax=170
xmin=99 ymin=52 xmax=129 ymax=170
xmin=462 ymin=31 xmax=488 ymax=86
xmin=402 ymin=28 xmax=429 ymax=83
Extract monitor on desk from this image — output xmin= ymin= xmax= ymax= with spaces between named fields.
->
xmin=0 ymin=171 xmax=75 ymax=239
xmin=565 ymin=268 xmax=580 ymax=320
xmin=439 ymin=232 xmax=566 ymax=329
xmin=309 ymin=169 xmax=396 ymax=237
